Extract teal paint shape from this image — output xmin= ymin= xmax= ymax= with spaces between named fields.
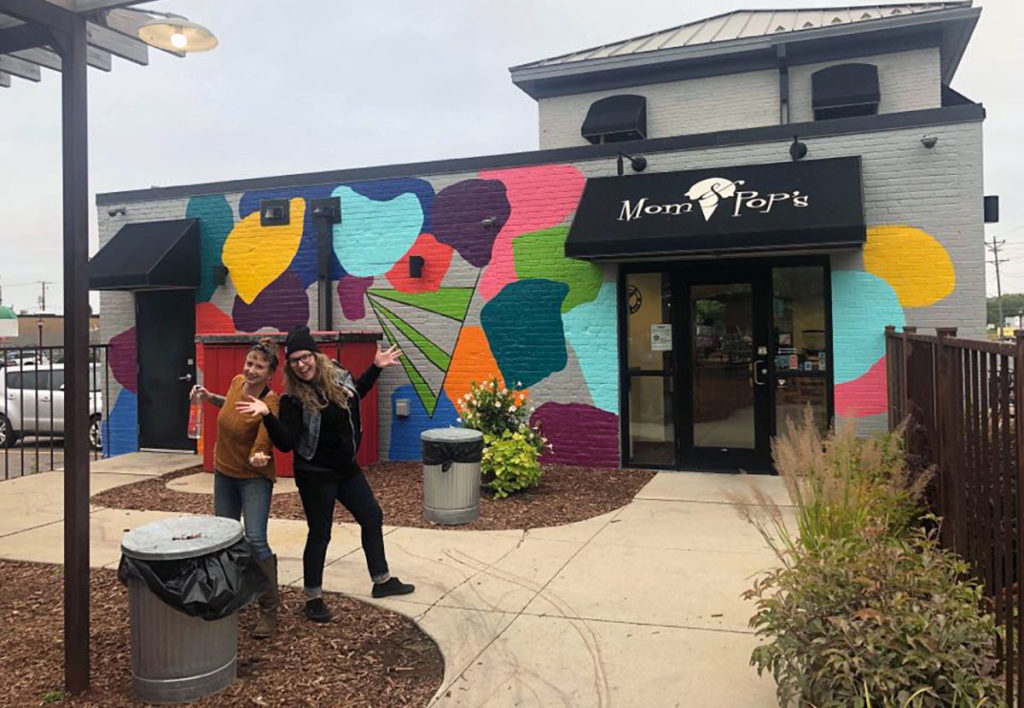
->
xmin=831 ymin=270 xmax=905 ymax=385
xmin=332 ymin=185 xmax=424 ymax=277
xmin=481 ymin=279 xmax=569 ymax=389
xmin=563 ymin=281 xmax=619 ymax=413
xmin=187 ymin=194 xmax=234 ymax=302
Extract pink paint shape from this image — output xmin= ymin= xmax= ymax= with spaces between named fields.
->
xmin=108 ymin=326 xmax=137 ymax=393
xmin=477 ymin=165 xmax=585 ymax=301
xmin=835 ymin=356 xmax=888 ymax=417
xmin=531 ymin=401 xmax=619 ymax=468
xmin=337 ymin=275 xmax=375 ymax=321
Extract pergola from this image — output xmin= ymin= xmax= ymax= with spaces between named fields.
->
xmin=0 ymin=0 xmax=215 ymax=693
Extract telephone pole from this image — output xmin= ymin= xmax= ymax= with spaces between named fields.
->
xmin=38 ymin=280 xmax=52 ymax=312
xmin=988 ymin=237 xmax=1008 ymax=339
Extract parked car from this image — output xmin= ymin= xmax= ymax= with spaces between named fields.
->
xmin=3 ymin=350 xmax=50 ymax=367
xmin=0 ymin=364 xmax=104 ymax=450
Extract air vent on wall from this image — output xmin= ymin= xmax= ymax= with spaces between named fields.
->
xmin=581 ymin=94 xmax=647 ymax=145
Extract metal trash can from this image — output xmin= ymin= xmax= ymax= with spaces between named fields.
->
xmin=422 ymin=428 xmax=484 ymax=525
xmin=119 ymin=516 xmax=262 ymax=704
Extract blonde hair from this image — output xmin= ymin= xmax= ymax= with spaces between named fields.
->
xmin=284 ymin=351 xmax=350 ymax=411
xmin=249 ymin=337 xmax=279 ymax=372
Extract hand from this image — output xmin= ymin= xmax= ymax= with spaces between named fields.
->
xmin=249 ymin=452 xmax=270 ymax=468
xmin=191 ymin=385 xmax=211 ymax=401
xmin=236 ymin=395 xmax=270 ymax=417
xmin=374 ymin=344 xmax=403 ymax=368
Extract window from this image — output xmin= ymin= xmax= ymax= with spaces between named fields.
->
xmin=811 ymin=63 xmax=879 ymax=120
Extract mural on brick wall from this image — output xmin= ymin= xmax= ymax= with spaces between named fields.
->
xmin=832 ymin=225 xmax=956 ymax=417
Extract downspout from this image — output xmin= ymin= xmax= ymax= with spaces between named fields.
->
xmin=309 ymin=197 xmax=341 ymax=331
xmin=777 ymin=43 xmax=790 ymax=125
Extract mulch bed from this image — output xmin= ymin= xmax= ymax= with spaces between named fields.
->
xmin=91 ymin=462 xmax=656 ymax=531
xmin=0 ymin=560 xmax=443 ymax=707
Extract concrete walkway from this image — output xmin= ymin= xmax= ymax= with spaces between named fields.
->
xmin=0 ymin=453 xmax=789 ymax=707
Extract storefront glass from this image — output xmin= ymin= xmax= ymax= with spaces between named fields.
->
xmin=772 ymin=266 xmax=829 ymax=435
xmin=626 ymin=272 xmax=675 ymax=465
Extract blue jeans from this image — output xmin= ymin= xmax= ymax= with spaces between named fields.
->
xmin=214 ymin=471 xmax=273 ymax=560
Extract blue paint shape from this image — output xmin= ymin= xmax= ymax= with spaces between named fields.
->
xmin=187 ymin=195 xmax=234 ymax=302
xmin=349 ymin=178 xmax=435 ymax=234
xmin=388 ymin=385 xmax=459 ymax=460
xmin=563 ymin=281 xmax=619 ymax=413
xmin=102 ymin=388 xmax=138 ymax=457
xmin=239 ymin=185 xmax=345 ymax=284
xmin=831 ymin=270 xmax=906 ymax=384
xmin=332 ymin=185 xmax=424 ymax=277
xmin=481 ymin=279 xmax=569 ymax=389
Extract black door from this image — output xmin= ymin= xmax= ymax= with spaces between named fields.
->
xmin=137 ymin=290 xmax=195 ymax=451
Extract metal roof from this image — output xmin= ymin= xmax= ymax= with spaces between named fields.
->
xmin=515 ymin=3 xmax=972 ymax=70
xmin=0 ymin=1 xmax=189 ymax=88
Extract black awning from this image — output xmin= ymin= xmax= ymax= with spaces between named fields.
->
xmin=581 ymin=94 xmax=647 ymax=145
xmin=89 ymin=219 xmax=200 ymax=291
xmin=812 ymin=63 xmax=880 ymax=110
xmin=565 ymin=157 xmax=865 ymax=260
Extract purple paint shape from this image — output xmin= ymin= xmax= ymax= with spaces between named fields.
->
xmin=531 ymin=402 xmax=619 ymax=468
xmin=232 ymin=271 xmax=310 ymax=332
xmin=108 ymin=326 xmax=137 ymax=393
xmin=337 ymin=275 xmax=374 ymax=321
xmin=430 ymin=179 xmax=510 ymax=267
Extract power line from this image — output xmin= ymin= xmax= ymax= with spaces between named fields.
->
xmin=988 ymin=236 xmax=1009 ymax=337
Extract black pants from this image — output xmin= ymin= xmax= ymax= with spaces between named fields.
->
xmin=295 ymin=469 xmax=389 ymax=589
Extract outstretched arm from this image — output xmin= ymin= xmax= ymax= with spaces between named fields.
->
xmin=191 ymin=384 xmax=226 ymax=409
xmin=237 ymin=395 xmax=301 ymax=452
xmin=354 ymin=344 xmax=403 ymax=397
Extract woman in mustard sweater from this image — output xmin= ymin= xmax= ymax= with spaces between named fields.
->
xmin=192 ymin=338 xmax=281 ymax=638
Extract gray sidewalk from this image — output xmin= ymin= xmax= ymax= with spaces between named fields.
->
xmin=0 ymin=453 xmax=786 ymax=706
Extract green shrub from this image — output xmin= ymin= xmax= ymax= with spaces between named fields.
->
xmin=456 ymin=377 xmax=546 ymax=454
xmin=746 ymin=528 xmax=1003 ymax=707
xmin=481 ymin=430 xmax=543 ymax=498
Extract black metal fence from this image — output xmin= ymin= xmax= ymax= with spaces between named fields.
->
xmin=886 ymin=326 xmax=1023 ymax=704
xmin=0 ymin=344 xmax=112 ymax=479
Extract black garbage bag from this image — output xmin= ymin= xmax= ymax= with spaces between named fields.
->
xmin=118 ymin=537 xmax=268 ymax=621
xmin=423 ymin=434 xmax=484 ymax=472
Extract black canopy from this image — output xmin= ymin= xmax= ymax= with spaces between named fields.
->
xmin=565 ymin=157 xmax=865 ymax=259
xmin=581 ymin=94 xmax=647 ymax=144
xmin=89 ymin=219 xmax=200 ymax=291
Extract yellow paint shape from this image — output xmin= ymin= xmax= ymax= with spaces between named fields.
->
xmin=863 ymin=225 xmax=954 ymax=308
xmin=222 ymin=198 xmax=305 ymax=304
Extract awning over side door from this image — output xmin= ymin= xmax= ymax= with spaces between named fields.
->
xmin=565 ymin=157 xmax=866 ymax=259
xmin=89 ymin=219 xmax=200 ymax=291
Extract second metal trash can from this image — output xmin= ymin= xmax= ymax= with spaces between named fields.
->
xmin=422 ymin=428 xmax=484 ymax=524
xmin=119 ymin=516 xmax=265 ymax=705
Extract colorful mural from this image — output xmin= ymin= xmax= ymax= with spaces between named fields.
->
xmin=103 ymin=168 xmax=959 ymax=463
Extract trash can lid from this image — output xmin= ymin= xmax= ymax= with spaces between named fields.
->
xmin=421 ymin=427 xmax=483 ymax=444
xmin=121 ymin=515 xmax=245 ymax=561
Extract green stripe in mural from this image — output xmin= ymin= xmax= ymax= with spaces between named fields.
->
xmin=370 ymin=298 xmax=451 ymax=371
xmin=379 ymin=317 xmax=437 ymax=414
xmin=366 ymin=288 xmax=473 ymax=322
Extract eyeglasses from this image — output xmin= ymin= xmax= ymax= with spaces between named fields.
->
xmin=288 ymin=353 xmax=314 ymax=367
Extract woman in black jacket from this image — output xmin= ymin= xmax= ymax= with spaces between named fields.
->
xmin=236 ymin=326 xmax=414 ymax=622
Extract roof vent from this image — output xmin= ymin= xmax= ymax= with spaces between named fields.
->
xmin=775 ymin=25 xmax=788 ymax=31
xmin=802 ymin=21 xmax=815 ymax=28
xmin=831 ymin=16 xmax=844 ymax=24
xmin=812 ymin=63 xmax=880 ymax=120
xmin=581 ymin=94 xmax=647 ymax=145
xmin=890 ymin=8 xmax=902 ymax=14
xmin=860 ymin=12 xmax=873 ymax=20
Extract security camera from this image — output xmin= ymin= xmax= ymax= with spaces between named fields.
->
xmin=920 ymin=135 xmax=938 ymax=149
xmin=106 ymin=207 xmax=126 ymax=217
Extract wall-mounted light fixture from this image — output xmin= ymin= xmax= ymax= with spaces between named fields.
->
xmin=616 ymin=152 xmax=647 ymax=177
xmin=985 ymin=195 xmax=1000 ymax=224
xmin=260 ymin=199 xmax=290 ymax=226
xmin=213 ymin=264 xmax=229 ymax=286
xmin=106 ymin=206 xmax=126 ymax=217
xmin=481 ymin=216 xmax=499 ymax=229
xmin=789 ymin=136 xmax=808 ymax=161
xmin=137 ymin=12 xmax=219 ymax=52
xmin=409 ymin=255 xmax=425 ymax=278
xmin=920 ymin=135 xmax=938 ymax=149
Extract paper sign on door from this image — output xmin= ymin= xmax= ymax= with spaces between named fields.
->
xmin=651 ymin=324 xmax=672 ymax=351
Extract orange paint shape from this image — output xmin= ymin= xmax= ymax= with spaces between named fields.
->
xmin=444 ymin=325 xmax=529 ymax=409
xmin=385 ymin=233 xmax=454 ymax=293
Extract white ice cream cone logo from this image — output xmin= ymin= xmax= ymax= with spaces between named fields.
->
xmin=685 ymin=177 xmax=743 ymax=221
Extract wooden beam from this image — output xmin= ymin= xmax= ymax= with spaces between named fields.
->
xmin=0 ymin=0 xmax=73 ymax=33
xmin=73 ymin=0 xmax=151 ymax=12
xmin=85 ymin=19 xmax=145 ymax=64
xmin=0 ymin=69 xmax=10 ymax=86
xmin=10 ymin=46 xmax=62 ymax=70
xmin=103 ymin=7 xmax=182 ymax=56
xmin=0 ymin=21 xmax=53 ymax=53
xmin=85 ymin=43 xmax=108 ymax=70
xmin=0 ymin=52 xmax=40 ymax=79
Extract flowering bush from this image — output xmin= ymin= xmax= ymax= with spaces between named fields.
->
xmin=456 ymin=377 xmax=549 ymax=495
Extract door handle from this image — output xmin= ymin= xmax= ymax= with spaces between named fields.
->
xmin=753 ymin=360 xmax=768 ymax=386
xmin=178 ymin=373 xmax=193 ymax=382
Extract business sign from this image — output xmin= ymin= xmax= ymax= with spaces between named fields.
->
xmin=566 ymin=157 xmax=865 ymax=259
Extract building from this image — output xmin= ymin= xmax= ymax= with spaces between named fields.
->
xmin=90 ymin=2 xmax=985 ymax=470
xmin=0 ymin=312 xmax=101 ymax=350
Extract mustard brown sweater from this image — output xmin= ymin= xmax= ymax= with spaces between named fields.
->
xmin=214 ymin=375 xmax=280 ymax=482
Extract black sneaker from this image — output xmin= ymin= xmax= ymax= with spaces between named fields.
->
xmin=372 ymin=577 xmax=415 ymax=598
xmin=304 ymin=597 xmax=331 ymax=623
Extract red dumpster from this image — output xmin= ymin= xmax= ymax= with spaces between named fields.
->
xmin=196 ymin=331 xmax=383 ymax=477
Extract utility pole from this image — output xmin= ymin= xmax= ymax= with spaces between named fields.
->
xmin=38 ymin=280 xmax=52 ymax=312
xmin=988 ymin=237 xmax=1008 ymax=339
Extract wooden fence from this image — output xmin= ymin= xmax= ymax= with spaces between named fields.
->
xmin=886 ymin=326 xmax=1022 ymax=703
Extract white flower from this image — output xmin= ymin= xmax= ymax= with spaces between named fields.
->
xmin=516 ymin=381 xmax=522 ymax=387
xmin=502 ymin=388 xmax=508 ymax=395
xmin=494 ymin=402 xmax=501 ymax=408
xmin=509 ymin=405 xmax=517 ymax=412
xmin=456 ymin=417 xmax=462 ymax=423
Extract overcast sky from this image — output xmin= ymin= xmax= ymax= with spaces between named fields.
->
xmin=1 ymin=0 xmax=1020 ymax=314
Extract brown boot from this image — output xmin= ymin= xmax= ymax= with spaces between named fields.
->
xmin=253 ymin=554 xmax=279 ymax=639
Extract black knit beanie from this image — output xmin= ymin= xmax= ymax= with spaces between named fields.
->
xmin=285 ymin=326 xmax=319 ymax=357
